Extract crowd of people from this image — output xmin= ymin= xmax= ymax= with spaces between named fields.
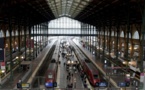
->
xmin=59 ymin=41 xmax=89 ymax=89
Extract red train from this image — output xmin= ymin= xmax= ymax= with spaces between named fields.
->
xmin=45 ymin=42 xmax=60 ymax=88
xmin=80 ymin=59 xmax=101 ymax=86
xmin=45 ymin=59 xmax=58 ymax=88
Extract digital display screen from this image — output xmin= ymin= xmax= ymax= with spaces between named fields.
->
xmin=118 ymin=82 xmax=126 ymax=87
xmin=45 ymin=82 xmax=53 ymax=87
xmin=99 ymin=82 xmax=108 ymax=87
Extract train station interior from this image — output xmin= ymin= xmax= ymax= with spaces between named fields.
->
xmin=0 ymin=0 xmax=144 ymax=90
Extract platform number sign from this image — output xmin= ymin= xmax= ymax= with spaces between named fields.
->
xmin=96 ymin=82 xmax=108 ymax=87
xmin=118 ymin=82 xmax=130 ymax=87
xmin=99 ymin=82 xmax=108 ymax=87
xmin=0 ymin=38 xmax=4 ymax=62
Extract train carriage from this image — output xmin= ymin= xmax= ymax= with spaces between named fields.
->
xmin=82 ymin=59 xmax=101 ymax=86
xmin=45 ymin=59 xmax=58 ymax=88
xmin=45 ymin=41 xmax=60 ymax=88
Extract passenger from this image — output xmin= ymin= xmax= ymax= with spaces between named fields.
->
xmin=84 ymin=80 xmax=86 ymax=83
xmin=64 ymin=62 xmax=65 ymax=66
xmin=58 ymin=54 xmax=60 ymax=58
xmin=70 ymin=83 xmax=73 ymax=88
xmin=84 ymin=74 xmax=86 ymax=79
xmin=84 ymin=83 xmax=87 ymax=88
xmin=66 ymin=67 xmax=69 ymax=71
xmin=81 ymin=72 xmax=84 ymax=78
xmin=67 ymin=84 xmax=69 ymax=88
xmin=67 ymin=84 xmax=72 ymax=89
xmin=69 ymin=76 xmax=71 ymax=81
xmin=68 ymin=72 xmax=70 ymax=75
xmin=26 ymin=66 xmax=29 ymax=71
xmin=67 ymin=75 xmax=69 ymax=80
xmin=75 ymin=70 xmax=77 ymax=73
xmin=59 ymin=61 xmax=61 ymax=64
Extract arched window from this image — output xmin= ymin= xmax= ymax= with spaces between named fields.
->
xmin=111 ymin=31 xmax=114 ymax=36
xmin=15 ymin=30 xmax=18 ymax=36
xmin=120 ymin=31 xmax=124 ymax=37
xmin=133 ymin=31 xmax=139 ymax=39
xmin=0 ymin=30 xmax=4 ymax=37
xmin=6 ymin=30 xmax=9 ymax=37
xmin=22 ymin=30 xmax=24 ymax=35
xmin=12 ymin=31 xmax=14 ymax=36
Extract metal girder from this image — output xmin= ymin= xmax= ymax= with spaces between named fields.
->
xmin=75 ymin=0 xmax=143 ymax=27
xmin=32 ymin=34 xmax=98 ymax=36
xmin=0 ymin=0 xmax=143 ymax=30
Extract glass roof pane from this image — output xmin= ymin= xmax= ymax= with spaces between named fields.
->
xmin=85 ymin=0 xmax=91 ymax=2
xmin=78 ymin=5 xmax=84 ymax=8
xmin=51 ymin=1 xmax=55 ymax=4
xmin=55 ymin=0 xmax=60 ymax=3
xmin=71 ymin=8 xmax=75 ymax=10
xmin=56 ymin=4 xmax=60 ymax=7
xmin=48 ymin=0 xmax=90 ymax=18
xmin=74 ymin=0 xmax=80 ymax=3
xmin=67 ymin=0 xmax=72 ymax=3
xmin=73 ymin=2 xmax=79 ymax=6
xmin=62 ymin=2 xmax=66 ymax=4
xmin=72 ymin=6 xmax=76 ymax=9
xmin=81 ymin=1 xmax=87 ymax=5
xmin=62 ymin=4 xmax=66 ymax=6
xmin=67 ymin=4 xmax=71 ymax=6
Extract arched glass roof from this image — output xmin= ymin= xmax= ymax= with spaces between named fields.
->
xmin=47 ymin=0 xmax=91 ymax=18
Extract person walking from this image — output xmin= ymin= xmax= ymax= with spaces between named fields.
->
xmin=67 ymin=75 xmax=69 ymax=80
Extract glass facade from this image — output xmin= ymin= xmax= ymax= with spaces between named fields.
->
xmin=48 ymin=17 xmax=81 ymax=34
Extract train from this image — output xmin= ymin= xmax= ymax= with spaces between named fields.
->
xmin=81 ymin=58 xmax=101 ymax=86
xmin=45 ymin=42 xmax=60 ymax=88
xmin=75 ymin=48 xmax=101 ymax=87
xmin=45 ymin=59 xmax=58 ymax=88
xmin=70 ymin=39 xmax=102 ymax=87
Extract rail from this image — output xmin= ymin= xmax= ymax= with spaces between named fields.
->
xmin=27 ymin=40 xmax=57 ymax=84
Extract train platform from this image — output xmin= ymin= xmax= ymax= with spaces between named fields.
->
xmin=56 ymin=46 xmax=85 ymax=89
xmin=73 ymin=39 xmax=135 ymax=89
xmin=0 ymin=40 xmax=55 ymax=89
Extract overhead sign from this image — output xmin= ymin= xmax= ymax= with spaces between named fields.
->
xmin=1 ymin=62 xmax=5 ymax=69
xmin=140 ymin=73 xmax=145 ymax=82
xmin=118 ymin=82 xmax=126 ymax=87
xmin=118 ymin=82 xmax=130 ymax=87
xmin=22 ymin=83 xmax=30 ymax=88
xmin=99 ymin=82 xmax=108 ymax=87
